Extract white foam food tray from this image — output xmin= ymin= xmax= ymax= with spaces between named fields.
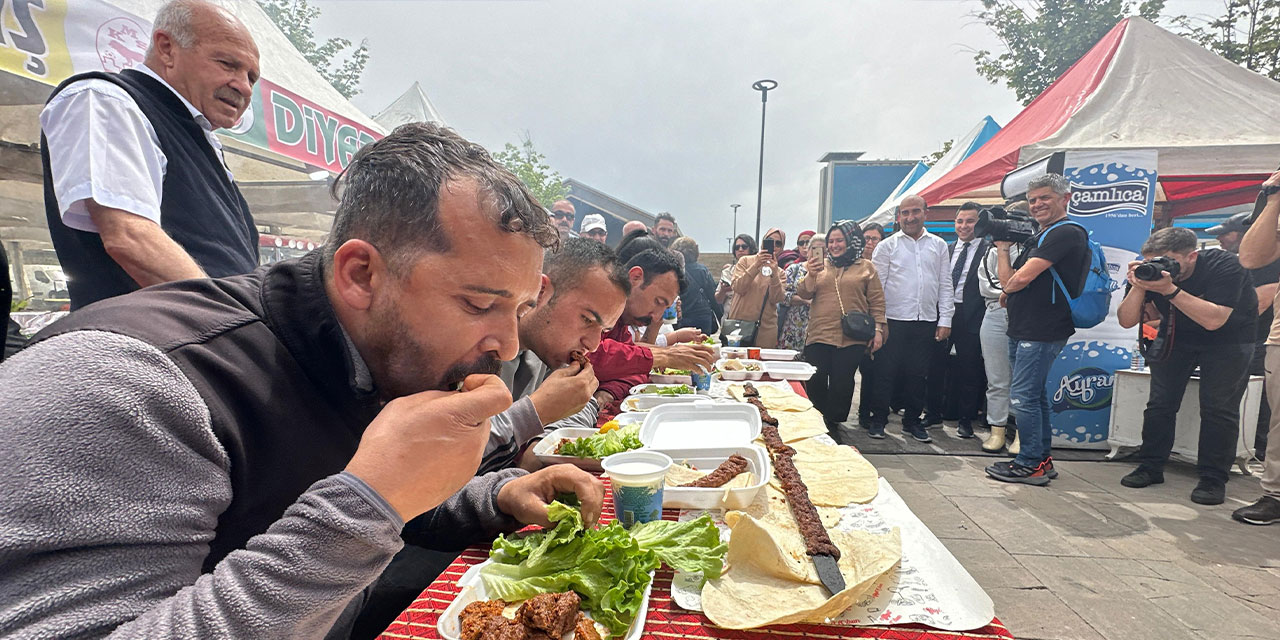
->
xmin=628 ymin=382 xmax=702 ymax=396
xmin=649 ymin=373 xmax=693 ymax=384
xmin=716 ymin=358 xmax=764 ymax=381
xmin=762 ymin=360 xmax=816 ymax=381
xmin=639 ymin=402 xmax=761 ymax=449
xmin=620 ymin=394 xmax=702 ymax=413
xmin=534 ymin=428 xmax=619 ymax=472
xmin=720 ymin=346 xmax=749 ymax=359
xmin=757 ymin=348 xmax=800 ymax=361
xmin=437 ymin=559 xmax=651 ymax=640
xmin=660 ymin=444 xmax=770 ymax=510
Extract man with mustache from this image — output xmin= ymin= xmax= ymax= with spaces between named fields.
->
xmin=0 ymin=123 xmax=605 ymax=638
xmin=40 ymin=0 xmax=261 ymax=309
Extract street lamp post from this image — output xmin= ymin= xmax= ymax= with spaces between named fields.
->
xmin=730 ymin=203 xmax=741 ymax=238
xmin=751 ymin=79 xmax=777 ymax=244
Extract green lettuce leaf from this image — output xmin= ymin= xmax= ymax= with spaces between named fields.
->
xmin=629 ymin=514 xmax=728 ymax=579
xmin=555 ymin=424 xmax=643 ymax=459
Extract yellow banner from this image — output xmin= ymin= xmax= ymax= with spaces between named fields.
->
xmin=0 ymin=0 xmax=72 ymax=86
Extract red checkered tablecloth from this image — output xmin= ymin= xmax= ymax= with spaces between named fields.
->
xmin=380 ymin=379 xmax=1014 ymax=640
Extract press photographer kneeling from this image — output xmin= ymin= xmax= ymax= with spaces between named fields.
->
xmin=1117 ymin=227 xmax=1257 ymax=505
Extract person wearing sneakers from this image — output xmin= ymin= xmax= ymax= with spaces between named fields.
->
xmin=975 ymin=201 xmax=1027 ymax=456
xmin=985 ymin=174 xmax=1089 ymax=485
xmin=1117 ymin=227 xmax=1257 ymax=505
xmin=1230 ymin=169 xmax=1280 ymax=523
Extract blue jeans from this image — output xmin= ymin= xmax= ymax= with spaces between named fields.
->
xmin=1008 ymin=338 xmax=1067 ymax=467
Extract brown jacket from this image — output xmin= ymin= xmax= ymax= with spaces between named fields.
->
xmin=795 ymin=258 xmax=886 ymax=348
xmin=726 ymin=254 xmax=785 ymax=348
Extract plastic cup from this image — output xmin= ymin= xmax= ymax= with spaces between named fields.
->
xmin=601 ymin=450 xmax=672 ymax=528
xmin=690 ymin=371 xmax=712 ymax=392
xmin=747 ymin=347 xmax=761 ymax=360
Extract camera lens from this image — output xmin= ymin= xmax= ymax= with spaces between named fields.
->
xmin=1134 ymin=263 xmax=1160 ymax=281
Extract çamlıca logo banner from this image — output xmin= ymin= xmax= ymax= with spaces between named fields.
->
xmin=0 ymin=0 xmax=381 ymax=173
xmin=1046 ymin=149 xmax=1157 ymax=449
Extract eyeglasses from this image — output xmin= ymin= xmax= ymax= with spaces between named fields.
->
xmin=797 ymin=239 xmax=809 ymax=247
xmin=734 ymin=244 xmax=749 ymax=251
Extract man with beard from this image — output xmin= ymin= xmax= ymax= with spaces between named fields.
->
xmin=653 ymin=212 xmax=680 ymax=247
xmin=550 ymin=199 xmax=577 ymax=238
xmin=41 ymin=1 xmax=261 ymax=309
xmin=0 ymin=123 xmax=604 ymax=638
xmin=589 ymin=248 xmax=717 ymax=404
xmin=478 ymin=237 xmax=631 ymax=473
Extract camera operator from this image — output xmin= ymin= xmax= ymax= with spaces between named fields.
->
xmin=985 ymin=174 xmax=1089 ymax=486
xmin=1117 ymin=227 xmax=1257 ymax=505
xmin=1234 ymin=168 xmax=1280 ymax=524
xmin=975 ymin=200 xmax=1031 ymax=455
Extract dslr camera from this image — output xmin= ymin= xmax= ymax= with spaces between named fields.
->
xmin=1134 ymin=256 xmax=1180 ymax=281
xmin=975 ymin=206 xmax=1038 ymax=243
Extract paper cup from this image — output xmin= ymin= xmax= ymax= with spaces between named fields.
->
xmin=602 ymin=450 xmax=673 ymax=528
xmin=690 ymin=371 xmax=712 ymax=391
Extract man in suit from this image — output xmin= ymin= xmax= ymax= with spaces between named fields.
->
xmin=925 ymin=202 xmax=989 ymax=438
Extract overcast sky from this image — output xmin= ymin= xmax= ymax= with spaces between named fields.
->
xmin=311 ymin=0 xmax=1212 ymax=251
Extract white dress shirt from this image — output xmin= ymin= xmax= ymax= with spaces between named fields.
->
xmin=39 ymin=64 xmax=233 ymax=234
xmin=950 ymin=239 xmax=981 ymax=304
xmin=872 ymin=229 xmax=955 ymax=327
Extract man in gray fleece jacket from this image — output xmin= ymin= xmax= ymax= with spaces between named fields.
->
xmin=0 ymin=122 xmax=604 ymax=639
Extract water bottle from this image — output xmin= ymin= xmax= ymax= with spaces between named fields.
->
xmin=1130 ymin=341 xmax=1145 ymax=371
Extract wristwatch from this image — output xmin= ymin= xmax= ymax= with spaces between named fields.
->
xmin=1263 ymin=184 xmax=1280 ymax=197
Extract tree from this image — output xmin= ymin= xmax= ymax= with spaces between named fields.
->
xmin=1173 ymin=1 xmax=1280 ymax=81
xmin=924 ymin=139 xmax=954 ymax=167
xmin=258 ymin=0 xmax=369 ymax=98
xmin=492 ymin=135 xmax=568 ymax=208
xmin=972 ymin=0 xmax=1166 ymax=105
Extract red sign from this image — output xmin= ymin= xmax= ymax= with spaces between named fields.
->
xmin=260 ymin=78 xmax=381 ymax=173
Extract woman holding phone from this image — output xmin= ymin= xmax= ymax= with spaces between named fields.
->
xmin=780 ymin=233 xmax=826 ymax=353
xmin=717 ymin=234 xmax=757 ymax=316
xmin=724 ymin=228 xmax=786 ymax=348
xmin=795 ymin=220 xmax=886 ymax=435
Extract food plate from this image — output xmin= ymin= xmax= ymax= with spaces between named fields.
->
xmin=620 ymin=394 xmax=703 ymax=413
xmin=757 ymin=348 xmax=799 ymax=361
xmin=720 ymin=346 xmax=749 ymax=359
xmin=649 ymin=373 xmax=693 ymax=384
xmin=628 ymin=382 xmax=702 ymax=396
xmin=717 ymin=358 xmax=764 ymax=381
xmin=533 ymin=428 xmax=614 ymax=471
xmin=437 ymin=559 xmax=652 ymax=640
xmin=763 ymin=360 xmax=817 ymax=381
xmin=661 ymin=445 xmax=770 ymax=510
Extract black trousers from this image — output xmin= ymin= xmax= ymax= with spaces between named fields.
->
xmin=926 ymin=305 xmax=987 ymax=423
xmin=925 ymin=339 xmax=954 ymax=420
xmin=1137 ymin=341 xmax=1253 ymax=483
xmin=1250 ymin=341 xmax=1270 ymax=457
xmin=857 ymin=355 xmax=875 ymax=422
xmin=867 ymin=320 xmax=936 ymax=428
xmin=804 ymin=342 xmax=866 ymax=425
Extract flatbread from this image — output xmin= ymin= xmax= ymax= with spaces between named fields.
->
xmin=665 ymin=462 xmax=755 ymax=489
xmin=727 ymin=383 xmax=814 ymax=412
xmin=766 ymin=437 xmax=879 ymax=506
xmin=739 ymin=483 xmax=843 ymax=529
xmin=772 ymin=408 xmax=829 ymax=442
xmin=701 ymin=512 xmax=901 ymax=628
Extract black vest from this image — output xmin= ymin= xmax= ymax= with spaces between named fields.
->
xmin=32 ymin=251 xmax=382 ymax=571
xmin=41 ymin=69 xmax=259 ymax=310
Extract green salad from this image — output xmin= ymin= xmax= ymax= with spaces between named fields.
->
xmin=480 ymin=502 xmax=727 ymax=636
xmin=651 ymin=367 xmax=692 ymax=376
xmin=555 ymin=424 xmax=643 ymax=458
xmin=639 ymin=384 xmax=695 ymax=396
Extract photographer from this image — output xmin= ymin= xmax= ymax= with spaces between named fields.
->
xmin=985 ymin=174 xmax=1089 ymax=486
xmin=1117 ymin=227 xmax=1257 ymax=505
xmin=1232 ymin=169 xmax=1280 ymax=524
xmin=724 ymin=228 xmax=786 ymax=348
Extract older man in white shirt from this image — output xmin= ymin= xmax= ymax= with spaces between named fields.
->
xmin=865 ymin=195 xmax=955 ymax=442
xmin=40 ymin=0 xmax=260 ymax=309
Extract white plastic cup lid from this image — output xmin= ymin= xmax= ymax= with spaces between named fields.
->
xmin=602 ymin=450 xmax=672 ymax=486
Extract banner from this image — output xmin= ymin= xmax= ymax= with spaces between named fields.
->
xmin=1047 ymin=149 xmax=1158 ymax=448
xmin=0 ymin=0 xmax=381 ymax=172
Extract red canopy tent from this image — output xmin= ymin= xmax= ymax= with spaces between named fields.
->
xmin=917 ymin=17 xmax=1280 ymax=220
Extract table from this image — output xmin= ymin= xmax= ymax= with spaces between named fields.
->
xmin=1107 ymin=369 xmax=1264 ymax=473
xmin=380 ymin=382 xmax=1014 ymax=640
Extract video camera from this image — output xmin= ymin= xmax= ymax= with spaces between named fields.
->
xmin=1134 ymin=256 xmax=1180 ymax=281
xmin=974 ymin=206 xmax=1038 ymax=243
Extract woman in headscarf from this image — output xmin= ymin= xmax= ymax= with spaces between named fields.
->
xmin=779 ymin=233 xmax=825 ymax=353
xmin=716 ymin=234 xmax=757 ymax=313
xmin=724 ymin=228 xmax=786 ymax=348
xmin=795 ymin=220 xmax=886 ymax=435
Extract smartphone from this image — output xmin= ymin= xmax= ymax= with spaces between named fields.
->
xmin=762 ymin=238 xmax=777 ymax=253
xmin=813 ymin=247 xmax=824 ymax=262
